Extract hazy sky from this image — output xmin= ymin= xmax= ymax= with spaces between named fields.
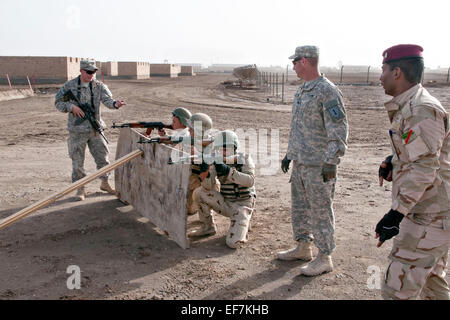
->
xmin=1 ymin=0 xmax=449 ymax=68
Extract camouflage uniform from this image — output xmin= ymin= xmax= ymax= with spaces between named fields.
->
xmin=381 ymin=84 xmax=450 ymax=300
xmin=172 ymin=128 xmax=202 ymax=215
xmin=193 ymin=153 xmax=256 ymax=248
xmin=287 ymin=76 xmax=348 ymax=255
xmin=55 ymin=75 xmax=118 ymax=182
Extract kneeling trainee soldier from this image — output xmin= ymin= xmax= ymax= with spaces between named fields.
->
xmin=186 ymin=113 xmax=214 ymax=216
xmin=189 ymin=130 xmax=256 ymax=249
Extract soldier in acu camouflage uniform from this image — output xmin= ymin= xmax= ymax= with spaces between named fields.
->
xmin=277 ymin=46 xmax=348 ymax=276
xmin=55 ymin=59 xmax=126 ymax=201
xmin=188 ymin=130 xmax=256 ymax=249
xmin=376 ymin=44 xmax=450 ymax=300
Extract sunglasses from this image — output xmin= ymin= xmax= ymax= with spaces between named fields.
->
xmin=292 ymin=57 xmax=302 ymax=65
xmin=84 ymin=69 xmax=97 ymax=75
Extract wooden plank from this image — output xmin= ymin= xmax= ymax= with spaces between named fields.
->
xmin=0 ymin=149 xmax=143 ymax=230
xmin=114 ymin=128 xmax=191 ymax=249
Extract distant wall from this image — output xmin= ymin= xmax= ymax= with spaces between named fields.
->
xmin=0 ymin=56 xmax=82 ymax=84
xmin=118 ymin=61 xmax=150 ymax=79
xmin=101 ymin=61 xmax=118 ymax=76
xmin=179 ymin=66 xmax=195 ymax=76
xmin=150 ymin=64 xmax=181 ymax=77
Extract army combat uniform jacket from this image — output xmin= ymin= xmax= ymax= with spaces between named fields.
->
xmin=385 ymin=84 xmax=450 ymax=216
xmin=287 ymin=76 xmax=348 ymax=166
xmin=55 ymin=76 xmax=118 ymax=133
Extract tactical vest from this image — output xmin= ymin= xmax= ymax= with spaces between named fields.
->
xmin=219 ymin=164 xmax=255 ymax=201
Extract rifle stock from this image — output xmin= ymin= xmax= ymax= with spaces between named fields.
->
xmin=63 ymin=90 xmax=109 ymax=144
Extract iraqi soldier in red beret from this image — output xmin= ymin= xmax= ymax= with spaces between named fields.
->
xmin=376 ymin=44 xmax=450 ymax=299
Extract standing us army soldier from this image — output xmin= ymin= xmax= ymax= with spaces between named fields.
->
xmin=376 ymin=44 xmax=450 ymax=300
xmin=189 ymin=130 xmax=256 ymax=249
xmin=55 ymin=59 xmax=126 ymax=201
xmin=278 ymin=46 xmax=348 ymax=276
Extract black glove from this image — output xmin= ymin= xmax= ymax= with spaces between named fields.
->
xmin=379 ymin=155 xmax=393 ymax=181
xmin=281 ymin=155 xmax=291 ymax=173
xmin=321 ymin=163 xmax=337 ymax=182
xmin=215 ymin=163 xmax=231 ymax=177
xmin=375 ymin=209 xmax=404 ymax=242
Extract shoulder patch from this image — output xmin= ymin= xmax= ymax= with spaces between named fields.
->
xmin=324 ymin=99 xmax=345 ymax=122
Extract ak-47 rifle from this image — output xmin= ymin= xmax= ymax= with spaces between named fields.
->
xmin=137 ymin=136 xmax=214 ymax=147
xmin=111 ymin=122 xmax=173 ymax=136
xmin=63 ymin=90 xmax=109 ymax=144
xmin=167 ymin=153 xmax=243 ymax=166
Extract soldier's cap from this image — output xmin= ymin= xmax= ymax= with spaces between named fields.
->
xmin=382 ymin=44 xmax=423 ymax=64
xmin=80 ymin=59 xmax=98 ymax=72
xmin=289 ymin=46 xmax=319 ymax=60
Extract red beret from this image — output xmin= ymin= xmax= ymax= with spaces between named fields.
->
xmin=382 ymin=44 xmax=423 ymax=64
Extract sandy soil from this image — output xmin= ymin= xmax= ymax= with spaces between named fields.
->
xmin=0 ymin=74 xmax=449 ymax=300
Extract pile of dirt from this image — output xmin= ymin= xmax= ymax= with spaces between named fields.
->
xmin=0 ymin=89 xmax=34 ymax=102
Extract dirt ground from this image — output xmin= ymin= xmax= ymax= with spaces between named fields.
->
xmin=0 ymin=74 xmax=449 ymax=300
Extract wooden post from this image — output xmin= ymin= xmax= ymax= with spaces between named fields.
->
xmin=0 ymin=149 xmax=143 ymax=230
xmin=33 ymin=72 xmax=35 ymax=91
xmin=282 ymin=73 xmax=285 ymax=103
xmin=447 ymin=67 xmax=450 ymax=83
xmin=6 ymin=74 xmax=12 ymax=89
xmin=26 ymin=76 xmax=33 ymax=93
xmin=340 ymin=66 xmax=344 ymax=84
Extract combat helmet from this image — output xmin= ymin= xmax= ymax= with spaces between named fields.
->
xmin=172 ymin=107 xmax=192 ymax=127
xmin=213 ymin=130 xmax=240 ymax=150
xmin=188 ymin=113 xmax=213 ymax=134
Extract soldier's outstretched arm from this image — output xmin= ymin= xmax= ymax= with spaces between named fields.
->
xmin=99 ymin=82 xmax=124 ymax=109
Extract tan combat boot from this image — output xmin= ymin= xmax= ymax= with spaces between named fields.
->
xmin=75 ymin=186 xmax=86 ymax=201
xmin=188 ymin=223 xmax=217 ymax=237
xmin=299 ymin=252 xmax=333 ymax=276
xmin=100 ymin=179 xmax=116 ymax=195
xmin=188 ymin=209 xmax=217 ymax=237
xmin=276 ymin=241 xmax=313 ymax=261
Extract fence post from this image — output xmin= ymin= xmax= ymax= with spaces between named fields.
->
xmin=272 ymin=73 xmax=275 ymax=96
xmin=367 ymin=66 xmax=371 ymax=84
xmin=340 ymin=66 xmax=344 ymax=84
xmin=286 ymin=64 xmax=289 ymax=83
xmin=265 ymin=72 xmax=267 ymax=91
xmin=447 ymin=67 xmax=450 ymax=83
xmin=282 ymin=73 xmax=285 ymax=103
xmin=269 ymin=73 xmax=272 ymax=93
xmin=276 ymin=73 xmax=279 ymax=98
xmin=6 ymin=74 xmax=12 ymax=89
xmin=33 ymin=72 xmax=35 ymax=91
